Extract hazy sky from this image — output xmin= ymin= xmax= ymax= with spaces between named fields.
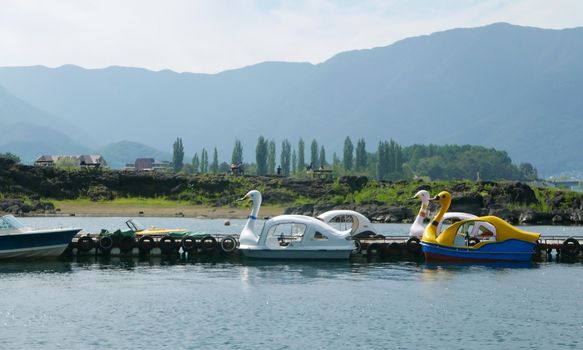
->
xmin=1 ymin=0 xmax=582 ymax=74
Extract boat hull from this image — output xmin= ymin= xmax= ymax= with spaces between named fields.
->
xmin=240 ymin=248 xmax=352 ymax=260
xmin=421 ymin=239 xmax=537 ymax=262
xmin=0 ymin=229 xmax=81 ymax=259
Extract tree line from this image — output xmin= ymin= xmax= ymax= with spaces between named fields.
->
xmin=170 ymin=137 xmax=538 ymax=181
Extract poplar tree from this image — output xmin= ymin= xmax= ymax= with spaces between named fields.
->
xmin=291 ymin=149 xmax=297 ymax=175
xmin=355 ymin=138 xmax=367 ymax=171
xmin=192 ymin=153 xmax=200 ymax=173
xmin=211 ymin=148 xmax=219 ymax=173
xmin=319 ymin=145 xmax=327 ymax=168
xmin=255 ymin=136 xmax=268 ymax=175
xmin=297 ymin=138 xmax=305 ymax=171
xmin=280 ymin=139 xmax=291 ymax=176
xmin=200 ymin=148 xmax=208 ymax=173
xmin=343 ymin=136 xmax=353 ymax=171
xmin=310 ymin=139 xmax=319 ymax=169
xmin=377 ymin=141 xmax=387 ymax=180
xmin=267 ymin=140 xmax=276 ymax=174
xmin=231 ymin=140 xmax=243 ymax=164
xmin=172 ymin=137 xmax=184 ymax=172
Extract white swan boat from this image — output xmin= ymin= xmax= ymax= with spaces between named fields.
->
xmin=0 ymin=215 xmax=81 ymax=259
xmin=409 ymin=190 xmax=477 ymax=237
xmin=238 ymin=190 xmax=354 ymax=259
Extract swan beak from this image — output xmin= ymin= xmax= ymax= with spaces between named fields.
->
xmin=237 ymin=195 xmax=248 ymax=202
xmin=409 ymin=195 xmax=418 ymax=200
xmin=429 ymin=195 xmax=439 ymax=202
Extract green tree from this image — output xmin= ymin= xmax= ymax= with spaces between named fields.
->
xmin=200 ymin=148 xmax=208 ymax=173
xmin=231 ymin=140 xmax=243 ymax=164
xmin=355 ymin=138 xmax=367 ymax=171
xmin=292 ymin=149 xmax=297 ymax=175
xmin=376 ymin=141 xmax=393 ymax=180
xmin=319 ymin=145 xmax=327 ymax=168
xmin=267 ymin=140 xmax=276 ymax=174
xmin=519 ymin=162 xmax=538 ymax=180
xmin=280 ymin=139 xmax=292 ymax=176
xmin=332 ymin=152 xmax=342 ymax=175
xmin=310 ymin=139 xmax=319 ymax=169
xmin=297 ymin=138 xmax=305 ymax=171
xmin=211 ymin=148 xmax=219 ymax=173
xmin=401 ymin=144 xmax=524 ymax=180
xmin=255 ymin=136 xmax=268 ymax=175
xmin=0 ymin=152 xmax=20 ymax=163
xmin=192 ymin=153 xmax=200 ymax=173
xmin=172 ymin=137 xmax=184 ymax=172
xmin=343 ymin=136 xmax=354 ymax=171
xmin=55 ymin=157 xmax=78 ymax=171
xmin=219 ymin=162 xmax=230 ymax=173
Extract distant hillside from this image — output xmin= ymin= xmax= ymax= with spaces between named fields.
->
xmin=98 ymin=141 xmax=171 ymax=169
xmin=0 ymin=84 xmax=96 ymax=148
xmin=0 ymin=23 xmax=582 ymax=175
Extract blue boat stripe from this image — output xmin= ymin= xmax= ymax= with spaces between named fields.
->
xmin=0 ymin=230 xmax=79 ymax=251
xmin=249 ymin=215 xmax=257 ymax=220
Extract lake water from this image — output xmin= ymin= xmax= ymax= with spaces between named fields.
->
xmin=1 ymin=218 xmax=583 ymax=349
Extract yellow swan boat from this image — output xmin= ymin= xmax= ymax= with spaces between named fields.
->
xmin=421 ymin=191 xmax=540 ymax=262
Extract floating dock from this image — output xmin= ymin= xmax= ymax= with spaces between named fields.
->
xmin=65 ymin=233 xmax=583 ymax=261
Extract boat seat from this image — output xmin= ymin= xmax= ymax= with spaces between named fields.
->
xmin=278 ymin=233 xmax=289 ymax=246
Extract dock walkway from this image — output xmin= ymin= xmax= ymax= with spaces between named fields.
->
xmin=66 ymin=233 xmax=583 ymax=262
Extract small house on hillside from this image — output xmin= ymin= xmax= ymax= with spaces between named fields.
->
xmin=134 ymin=158 xmax=171 ymax=171
xmin=34 ymin=155 xmax=58 ymax=167
xmin=79 ymin=155 xmax=108 ymax=169
xmin=34 ymin=155 xmax=108 ymax=169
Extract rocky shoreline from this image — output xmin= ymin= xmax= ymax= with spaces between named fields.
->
xmin=284 ymin=181 xmax=583 ymax=225
xmin=1 ymin=158 xmax=582 ymax=225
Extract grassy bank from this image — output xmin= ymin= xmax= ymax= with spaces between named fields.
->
xmin=51 ymin=198 xmax=284 ymax=218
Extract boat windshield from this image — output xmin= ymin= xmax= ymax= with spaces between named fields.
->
xmin=265 ymin=223 xmax=307 ymax=247
xmin=326 ymin=214 xmax=357 ymax=233
xmin=0 ymin=215 xmax=26 ymax=230
xmin=126 ymin=219 xmax=144 ymax=231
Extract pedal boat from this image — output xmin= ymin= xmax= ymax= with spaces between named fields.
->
xmin=125 ymin=219 xmax=189 ymax=236
xmin=421 ymin=191 xmax=540 ymax=262
xmin=238 ymin=190 xmax=354 ymax=259
xmin=0 ymin=215 xmax=81 ymax=259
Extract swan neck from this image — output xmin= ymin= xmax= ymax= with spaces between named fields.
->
xmin=240 ymin=196 xmax=262 ymax=246
xmin=423 ymin=199 xmax=450 ymax=242
xmin=415 ymin=202 xmax=428 ymax=224
xmin=250 ymin=197 xmax=261 ymax=219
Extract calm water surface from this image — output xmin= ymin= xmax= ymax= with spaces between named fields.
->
xmin=0 ymin=218 xmax=582 ymax=349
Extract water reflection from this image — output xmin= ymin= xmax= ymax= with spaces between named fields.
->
xmin=0 ymin=260 xmax=72 ymax=274
xmin=424 ymin=261 xmax=536 ymax=270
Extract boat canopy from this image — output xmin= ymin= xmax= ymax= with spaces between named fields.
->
xmin=437 ymin=216 xmax=540 ymax=246
xmin=258 ymin=215 xmax=350 ymax=249
xmin=317 ymin=210 xmax=377 ymax=237
xmin=0 ymin=215 xmax=26 ymax=230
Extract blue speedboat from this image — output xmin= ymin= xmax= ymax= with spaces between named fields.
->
xmin=0 ymin=215 xmax=81 ymax=259
xmin=421 ymin=192 xmax=540 ymax=262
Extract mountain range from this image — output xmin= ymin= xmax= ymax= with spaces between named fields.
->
xmin=1 ymin=22 xmax=582 ymax=176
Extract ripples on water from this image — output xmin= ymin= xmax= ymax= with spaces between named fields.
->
xmin=1 ymin=257 xmax=582 ymax=350
xmin=0 ymin=218 xmax=582 ymax=349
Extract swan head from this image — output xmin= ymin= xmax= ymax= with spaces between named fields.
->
xmin=239 ymin=190 xmax=261 ymax=205
xmin=429 ymin=191 xmax=451 ymax=208
xmin=411 ymin=190 xmax=430 ymax=203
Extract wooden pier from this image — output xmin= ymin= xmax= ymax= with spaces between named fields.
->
xmin=65 ymin=233 xmax=583 ymax=262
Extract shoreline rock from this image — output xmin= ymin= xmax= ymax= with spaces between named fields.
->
xmin=2 ymin=158 xmax=583 ymax=225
